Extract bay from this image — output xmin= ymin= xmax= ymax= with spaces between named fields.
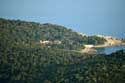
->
xmin=95 ymin=45 xmax=125 ymax=54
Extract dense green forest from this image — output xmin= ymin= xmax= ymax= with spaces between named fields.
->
xmin=0 ymin=18 xmax=106 ymax=50
xmin=0 ymin=18 xmax=125 ymax=83
xmin=0 ymin=45 xmax=125 ymax=83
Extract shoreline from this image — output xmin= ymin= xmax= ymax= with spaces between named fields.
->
xmin=81 ymin=42 xmax=125 ymax=53
xmin=94 ymin=43 xmax=125 ymax=48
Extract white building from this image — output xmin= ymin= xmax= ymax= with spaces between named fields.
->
xmin=53 ymin=40 xmax=62 ymax=44
xmin=84 ymin=45 xmax=94 ymax=48
xmin=40 ymin=40 xmax=61 ymax=45
xmin=40 ymin=40 xmax=52 ymax=44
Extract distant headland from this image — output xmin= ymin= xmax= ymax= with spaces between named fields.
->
xmin=80 ymin=34 xmax=125 ymax=53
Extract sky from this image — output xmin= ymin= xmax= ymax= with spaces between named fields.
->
xmin=0 ymin=0 xmax=125 ymax=38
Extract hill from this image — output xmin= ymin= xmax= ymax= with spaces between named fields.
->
xmin=0 ymin=18 xmax=125 ymax=83
xmin=0 ymin=18 xmax=106 ymax=50
xmin=0 ymin=44 xmax=125 ymax=83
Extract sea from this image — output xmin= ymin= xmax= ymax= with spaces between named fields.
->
xmin=95 ymin=45 xmax=125 ymax=54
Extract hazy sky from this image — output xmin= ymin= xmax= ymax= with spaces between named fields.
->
xmin=0 ymin=0 xmax=125 ymax=38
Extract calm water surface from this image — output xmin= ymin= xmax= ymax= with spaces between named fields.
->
xmin=95 ymin=45 xmax=125 ymax=54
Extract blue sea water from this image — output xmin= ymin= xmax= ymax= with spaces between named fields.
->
xmin=95 ymin=45 xmax=125 ymax=54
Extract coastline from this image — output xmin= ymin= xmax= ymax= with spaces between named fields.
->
xmin=80 ymin=47 xmax=96 ymax=54
xmin=79 ymin=34 xmax=125 ymax=53
xmin=94 ymin=42 xmax=125 ymax=48
xmin=81 ymin=42 xmax=125 ymax=54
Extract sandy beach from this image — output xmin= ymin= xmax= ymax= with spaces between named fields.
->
xmin=80 ymin=36 xmax=125 ymax=53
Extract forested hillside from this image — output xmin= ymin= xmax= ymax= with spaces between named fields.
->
xmin=0 ymin=18 xmax=124 ymax=83
xmin=0 ymin=18 xmax=106 ymax=50
xmin=0 ymin=44 xmax=125 ymax=83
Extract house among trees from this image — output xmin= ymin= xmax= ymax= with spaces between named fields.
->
xmin=40 ymin=40 xmax=52 ymax=44
xmin=53 ymin=40 xmax=62 ymax=44
xmin=40 ymin=40 xmax=62 ymax=45
xmin=84 ymin=45 xmax=94 ymax=48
